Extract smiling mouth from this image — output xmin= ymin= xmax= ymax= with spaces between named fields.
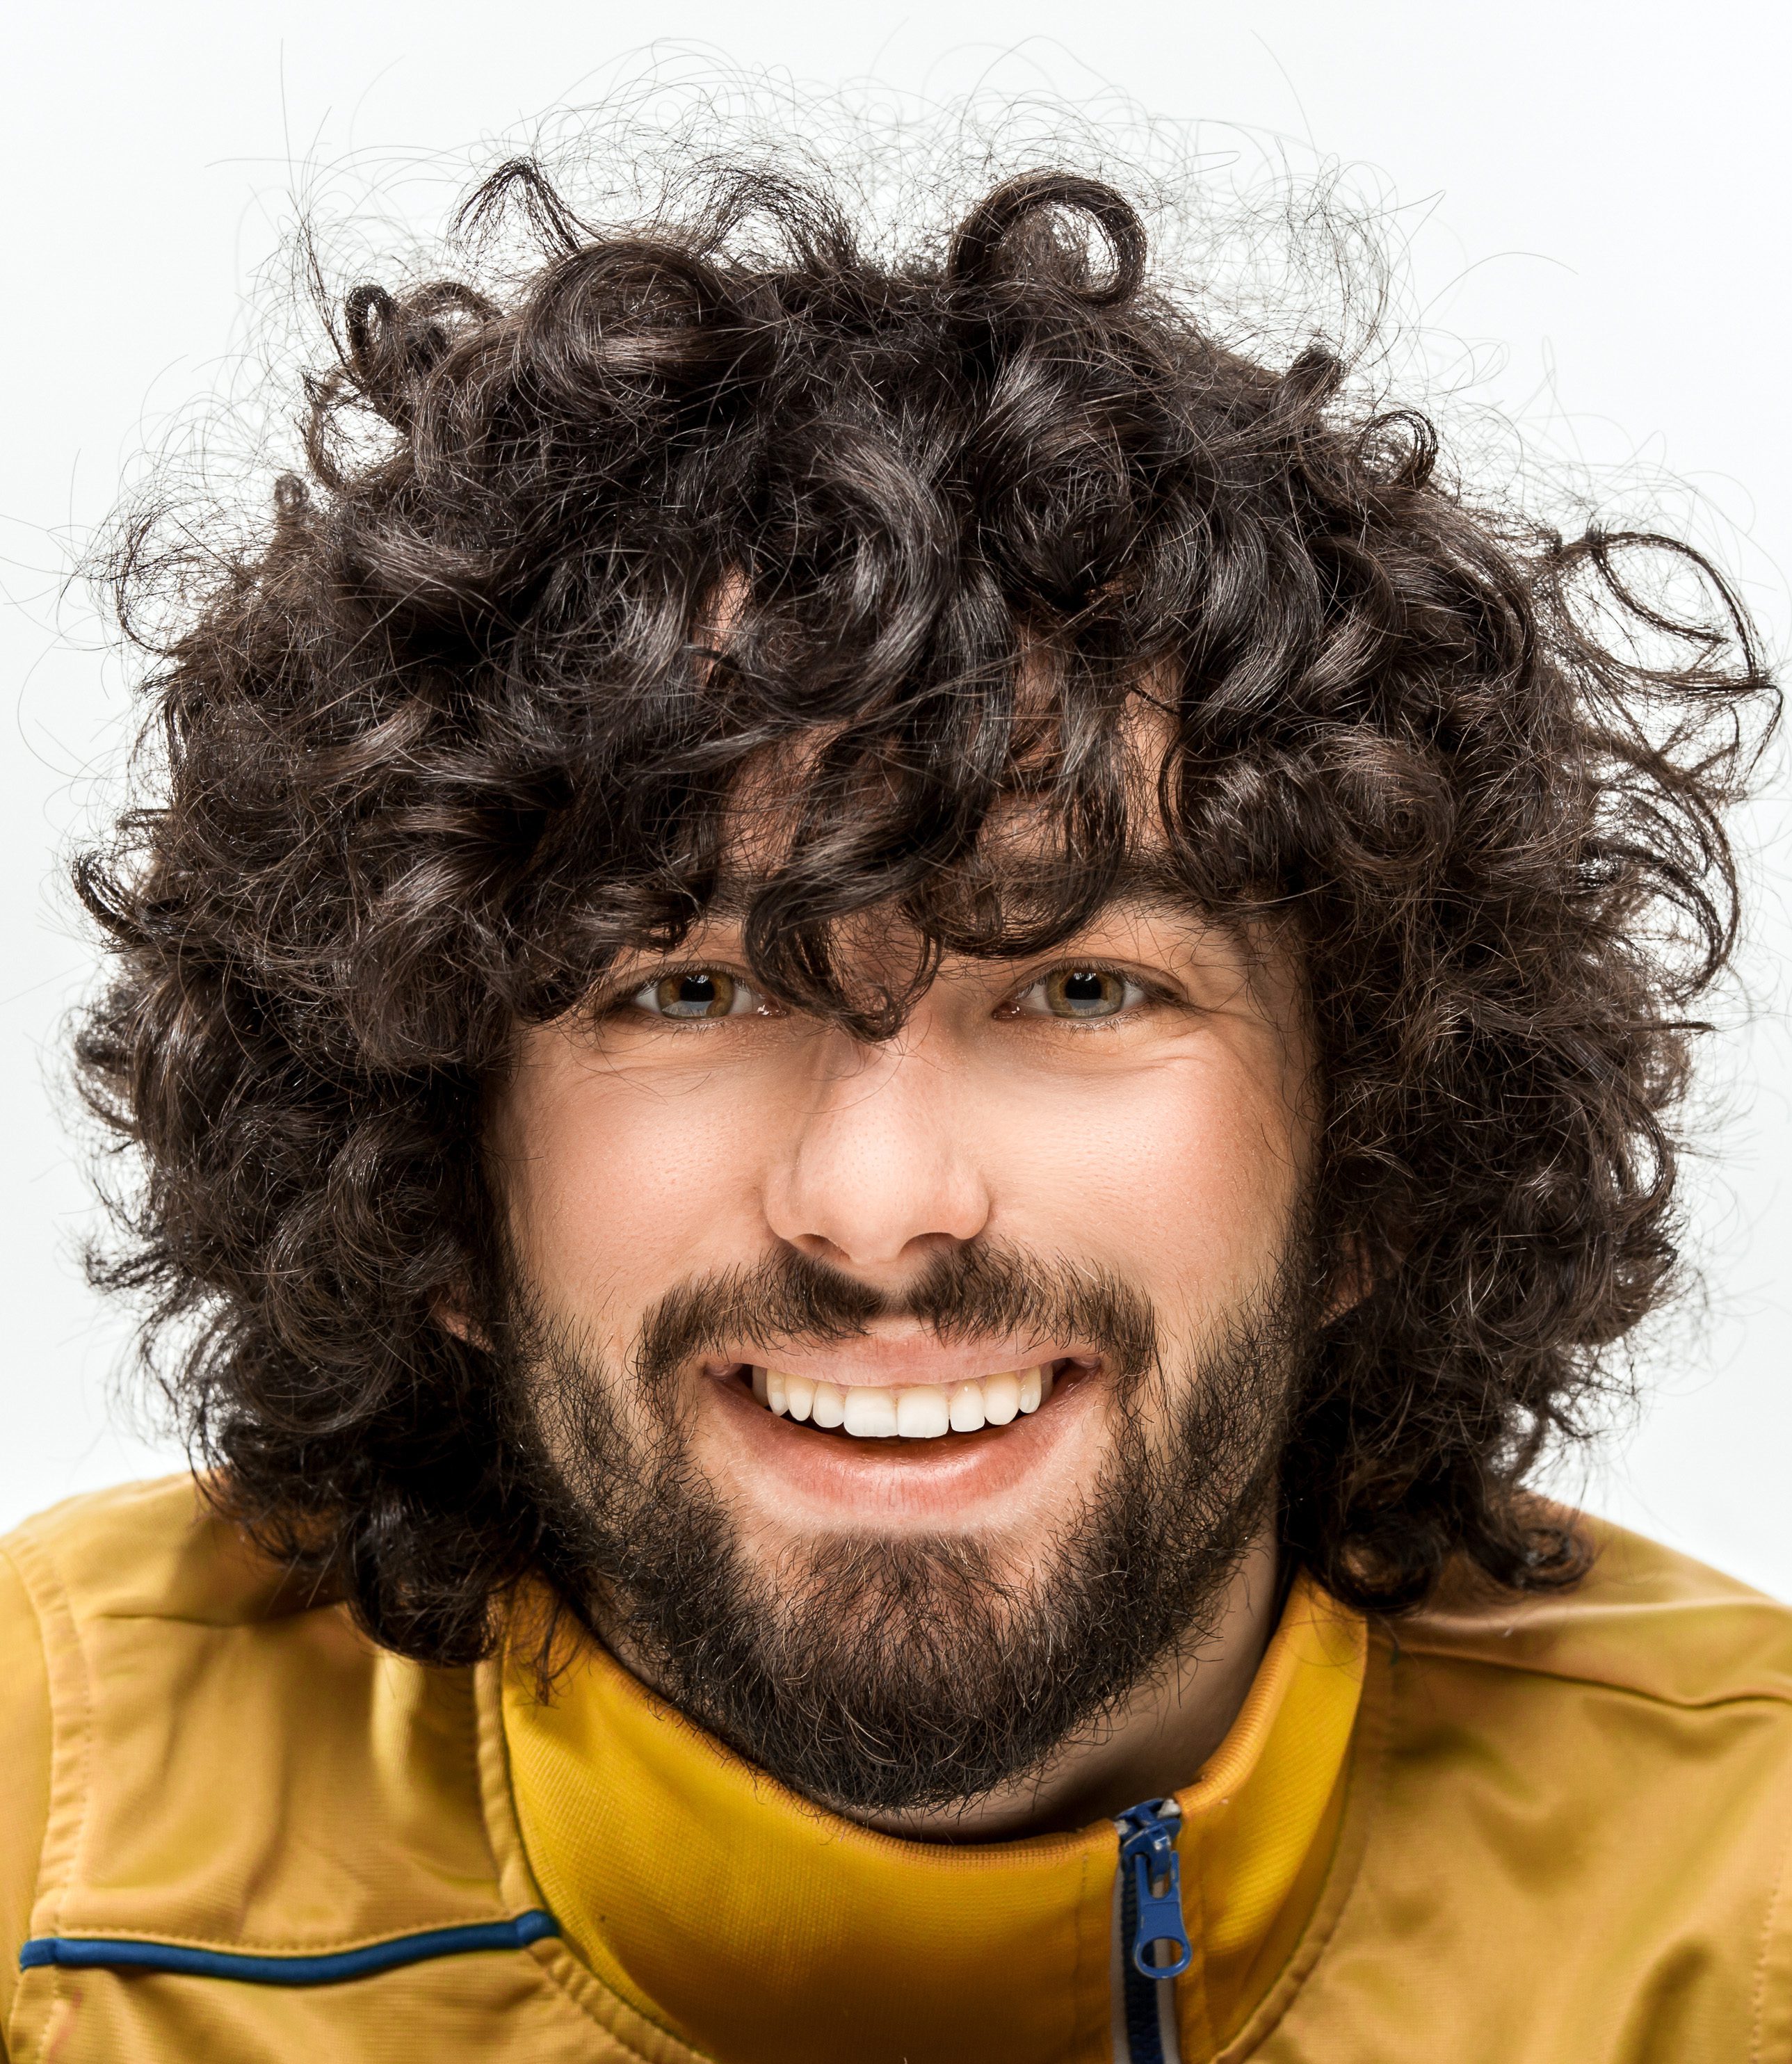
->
xmin=739 ymin=1361 xmax=1088 ymax=1440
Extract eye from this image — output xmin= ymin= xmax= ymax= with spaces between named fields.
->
xmin=1010 ymin=965 xmax=1150 ymax=1021
xmin=629 ymin=968 xmax=766 ymax=1020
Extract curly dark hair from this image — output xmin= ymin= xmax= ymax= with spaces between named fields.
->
xmin=74 ymin=156 xmax=1775 ymax=1664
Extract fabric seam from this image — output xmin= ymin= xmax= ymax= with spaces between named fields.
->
xmin=1748 ymin=1748 xmax=1792 ymax=2061
xmin=1 ymin=1527 xmax=95 ymax=2064
xmin=1212 ymin=1624 xmax=1389 ymax=2062
xmin=533 ymin=1937 xmax=717 ymax=2064
xmin=473 ymin=1655 xmax=711 ymax=2064
xmin=1387 ymin=1643 xmax=1792 ymax=1712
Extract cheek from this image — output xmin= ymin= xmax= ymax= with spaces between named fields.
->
xmin=984 ymin=1051 xmax=1306 ymax=1314
xmin=500 ymin=1054 xmax=781 ymax=1316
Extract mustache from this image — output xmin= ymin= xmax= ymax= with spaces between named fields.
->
xmin=631 ymin=1239 xmax=1161 ymax=1392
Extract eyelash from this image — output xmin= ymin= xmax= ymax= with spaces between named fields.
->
xmin=608 ymin=959 xmax=1170 ymax=1026
xmin=1000 ymin=962 xmax=1168 ymax=1024
xmin=610 ymin=964 xmax=776 ymax=1023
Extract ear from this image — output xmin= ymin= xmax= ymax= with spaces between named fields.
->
xmin=432 ymin=1289 xmax=493 ymax=1355
xmin=1318 ymin=1232 xmax=1373 ymax=1328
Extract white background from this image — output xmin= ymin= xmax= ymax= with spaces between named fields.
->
xmin=4 ymin=2 xmax=1790 ymax=1588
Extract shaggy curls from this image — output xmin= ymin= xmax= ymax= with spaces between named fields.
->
xmin=75 ymin=157 xmax=1775 ymax=1663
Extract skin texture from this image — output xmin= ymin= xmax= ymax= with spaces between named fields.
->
xmin=487 ymin=900 xmax=1318 ymax=1838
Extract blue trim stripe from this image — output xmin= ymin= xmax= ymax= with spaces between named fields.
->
xmin=19 ymin=1910 xmax=558 ymax=1986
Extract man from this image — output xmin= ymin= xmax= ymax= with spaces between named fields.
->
xmin=0 ymin=150 xmax=1784 ymax=2063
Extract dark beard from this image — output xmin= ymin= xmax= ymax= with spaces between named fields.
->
xmin=503 ymin=1240 xmax=1309 ymax=1819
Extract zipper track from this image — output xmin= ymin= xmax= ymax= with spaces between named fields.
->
xmin=1113 ymin=1798 xmax=1188 ymax=2063
xmin=1118 ymin=1854 xmax=1171 ymax=2063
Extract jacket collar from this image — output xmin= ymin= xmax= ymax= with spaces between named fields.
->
xmin=503 ymin=1574 xmax=1365 ymax=2064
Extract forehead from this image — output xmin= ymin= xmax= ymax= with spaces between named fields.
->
xmin=708 ymin=695 xmax=1188 ymax=893
xmin=586 ymin=666 xmax=1279 ymax=1036
xmin=696 ymin=847 xmax=1206 ymax=929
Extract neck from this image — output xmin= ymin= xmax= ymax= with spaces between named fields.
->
xmin=599 ymin=1523 xmax=1284 ymax=1846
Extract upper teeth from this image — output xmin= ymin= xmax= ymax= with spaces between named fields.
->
xmin=749 ymin=1366 xmax=1053 ymax=1437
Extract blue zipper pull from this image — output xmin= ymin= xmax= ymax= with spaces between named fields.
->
xmin=1115 ymin=1798 xmax=1192 ymax=1980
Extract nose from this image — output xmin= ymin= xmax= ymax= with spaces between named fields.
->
xmin=763 ymin=1027 xmax=992 ymax=1280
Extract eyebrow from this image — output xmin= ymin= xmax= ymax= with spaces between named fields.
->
xmin=681 ymin=857 xmax=1212 ymax=944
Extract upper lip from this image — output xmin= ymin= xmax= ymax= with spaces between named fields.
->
xmin=705 ymin=1335 xmax=1093 ymax=1389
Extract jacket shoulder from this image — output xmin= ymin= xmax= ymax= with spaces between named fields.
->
xmin=1260 ymin=1526 xmax=1792 ymax=2060
xmin=0 ymin=1474 xmax=517 ymax=1963
xmin=1 ymin=1480 xmax=610 ymax=2064
xmin=0 ymin=1535 xmax=51 ymax=2039
xmin=1392 ymin=1515 xmax=1792 ymax=1708
xmin=2 ymin=1472 xmax=300 ymax=1627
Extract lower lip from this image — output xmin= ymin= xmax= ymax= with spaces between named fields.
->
xmin=700 ymin=1360 xmax=1103 ymax=1525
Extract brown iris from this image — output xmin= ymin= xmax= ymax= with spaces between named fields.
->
xmin=1041 ymin=968 xmax=1128 ymax=1018
xmin=652 ymin=970 xmax=738 ymax=1018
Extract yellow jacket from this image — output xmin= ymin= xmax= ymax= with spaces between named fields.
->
xmin=3 ymin=1475 xmax=1791 ymax=2062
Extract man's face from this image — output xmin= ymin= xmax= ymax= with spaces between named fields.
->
xmin=487 ymin=897 xmax=1321 ymax=1813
